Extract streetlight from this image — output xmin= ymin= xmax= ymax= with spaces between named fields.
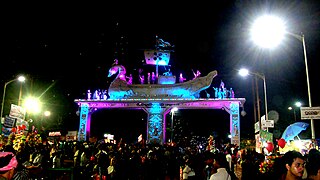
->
xmin=288 ymin=102 xmax=302 ymax=121
xmin=239 ymin=68 xmax=268 ymax=131
xmin=24 ymin=96 xmax=41 ymax=114
xmin=1 ymin=76 xmax=26 ymax=119
xmin=23 ymin=96 xmax=41 ymax=131
xmin=41 ymin=110 xmax=51 ymax=129
xmin=44 ymin=110 xmax=51 ymax=117
xmin=0 ymin=75 xmax=26 ymax=134
xmin=170 ymin=107 xmax=178 ymax=142
xmin=250 ymin=15 xmax=315 ymax=140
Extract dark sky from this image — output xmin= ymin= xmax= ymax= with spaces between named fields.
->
xmin=1 ymin=1 xmax=320 ymax=141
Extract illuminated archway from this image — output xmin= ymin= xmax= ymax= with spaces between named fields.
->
xmin=75 ymin=98 xmax=245 ymax=145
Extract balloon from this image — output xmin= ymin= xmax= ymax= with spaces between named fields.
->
xmin=90 ymin=156 xmax=95 ymax=161
xmin=278 ymin=138 xmax=286 ymax=148
xmin=266 ymin=141 xmax=274 ymax=152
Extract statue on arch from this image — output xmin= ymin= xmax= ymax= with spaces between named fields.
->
xmin=108 ymin=59 xmax=127 ymax=81
xmin=179 ymin=73 xmax=186 ymax=83
xmin=192 ymin=69 xmax=201 ymax=79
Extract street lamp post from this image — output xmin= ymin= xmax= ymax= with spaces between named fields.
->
xmin=239 ymin=68 xmax=268 ymax=131
xmin=41 ymin=110 xmax=51 ymax=130
xmin=170 ymin=107 xmax=178 ymax=142
xmin=288 ymin=107 xmax=297 ymax=121
xmin=287 ymin=32 xmax=314 ymax=140
xmin=288 ymin=102 xmax=302 ymax=122
xmin=254 ymin=77 xmax=261 ymax=130
xmin=18 ymin=83 xmax=23 ymax=106
xmin=250 ymin=15 xmax=315 ymax=140
xmin=1 ymin=75 xmax=26 ymax=134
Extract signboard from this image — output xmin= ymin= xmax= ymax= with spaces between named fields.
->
xmin=2 ymin=127 xmax=13 ymax=136
xmin=3 ymin=116 xmax=16 ymax=128
xmin=260 ymin=130 xmax=273 ymax=143
xmin=255 ymin=133 xmax=261 ymax=153
xmin=67 ymin=131 xmax=77 ymax=136
xmin=254 ymin=121 xmax=260 ymax=133
xmin=261 ymin=120 xmax=274 ymax=128
xmin=66 ymin=131 xmax=77 ymax=141
xmin=49 ymin=131 xmax=61 ymax=136
xmin=9 ymin=104 xmax=26 ymax=120
xmin=301 ymin=107 xmax=320 ymax=119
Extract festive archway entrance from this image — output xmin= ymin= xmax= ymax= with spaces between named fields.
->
xmin=74 ymin=98 xmax=245 ymax=145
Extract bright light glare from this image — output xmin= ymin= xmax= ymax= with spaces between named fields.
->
xmin=251 ymin=15 xmax=286 ymax=48
xmin=17 ymin=76 xmax=26 ymax=82
xmin=239 ymin=68 xmax=249 ymax=77
xmin=171 ymin=107 xmax=178 ymax=113
xmin=295 ymin=102 xmax=302 ymax=107
xmin=24 ymin=97 xmax=41 ymax=114
xmin=44 ymin=111 xmax=51 ymax=117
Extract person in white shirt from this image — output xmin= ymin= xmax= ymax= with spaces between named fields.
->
xmin=183 ymin=158 xmax=196 ymax=180
xmin=225 ymin=153 xmax=232 ymax=171
xmin=210 ymin=152 xmax=231 ymax=180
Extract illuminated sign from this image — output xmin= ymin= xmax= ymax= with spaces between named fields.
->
xmin=49 ymin=131 xmax=61 ymax=136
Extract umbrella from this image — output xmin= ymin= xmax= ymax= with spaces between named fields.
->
xmin=281 ymin=122 xmax=309 ymax=142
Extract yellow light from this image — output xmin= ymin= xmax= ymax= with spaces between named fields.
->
xmin=24 ymin=97 xmax=41 ymax=114
xmin=44 ymin=111 xmax=51 ymax=117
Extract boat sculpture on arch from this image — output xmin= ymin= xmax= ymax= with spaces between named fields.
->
xmin=107 ymin=64 xmax=218 ymax=99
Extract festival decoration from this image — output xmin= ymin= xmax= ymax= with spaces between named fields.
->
xmin=0 ymin=125 xmax=43 ymax=152
xmin=281 ymin=122 xmax=309 ymax=142
xmin=21 ymin=124 xmax=26 ymax=130
xmin=206 ymin=135 xmax=215 ymax=152
xmin=259 ymin=160 xmax=273 ymax=174
xmin=278 ymin=138 xmax=286 ymax=148
xmin=265 ymin=141 xmax=274 ymax=152
xmin=259 ymin=155 xmax=281 ymax=174
xmin=90 ymin=155 xmax=95 ymax=161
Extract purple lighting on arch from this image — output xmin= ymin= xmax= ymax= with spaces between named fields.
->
xmin=76 ymin=98 xmax=243 ymax=110
xmin=87 ymin=113 xmax=91 ymax=137
xmin=75 ymin=98 xmax=245 ymax=143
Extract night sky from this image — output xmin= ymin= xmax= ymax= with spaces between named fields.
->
xmin=1 ymin=1 xmax=320 ymax=142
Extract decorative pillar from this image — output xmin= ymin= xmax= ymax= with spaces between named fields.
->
xmin=78 ymin=103 xmax=92 ymax=141
xmin=142 ymin=103 xmax=168 ymax=145
xmin=230 ymin=102 xmax=240 ymax=145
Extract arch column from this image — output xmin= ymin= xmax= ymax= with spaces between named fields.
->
xmin=77 ymin=103 xmax=93 ymax=141
xmin=141 ymin=104 xmax=172 ymax=145
xmin=224 ymin=102 xmax=241 ymax=145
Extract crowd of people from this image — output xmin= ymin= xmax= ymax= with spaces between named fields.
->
xmin=0 ymin=131 xmax=320 ymax=180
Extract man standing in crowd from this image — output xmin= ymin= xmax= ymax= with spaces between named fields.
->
xmin=305 ymin=149 xmax=320 ymax=180
xmin=282 ymin=150 xmax=305 ymax=180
